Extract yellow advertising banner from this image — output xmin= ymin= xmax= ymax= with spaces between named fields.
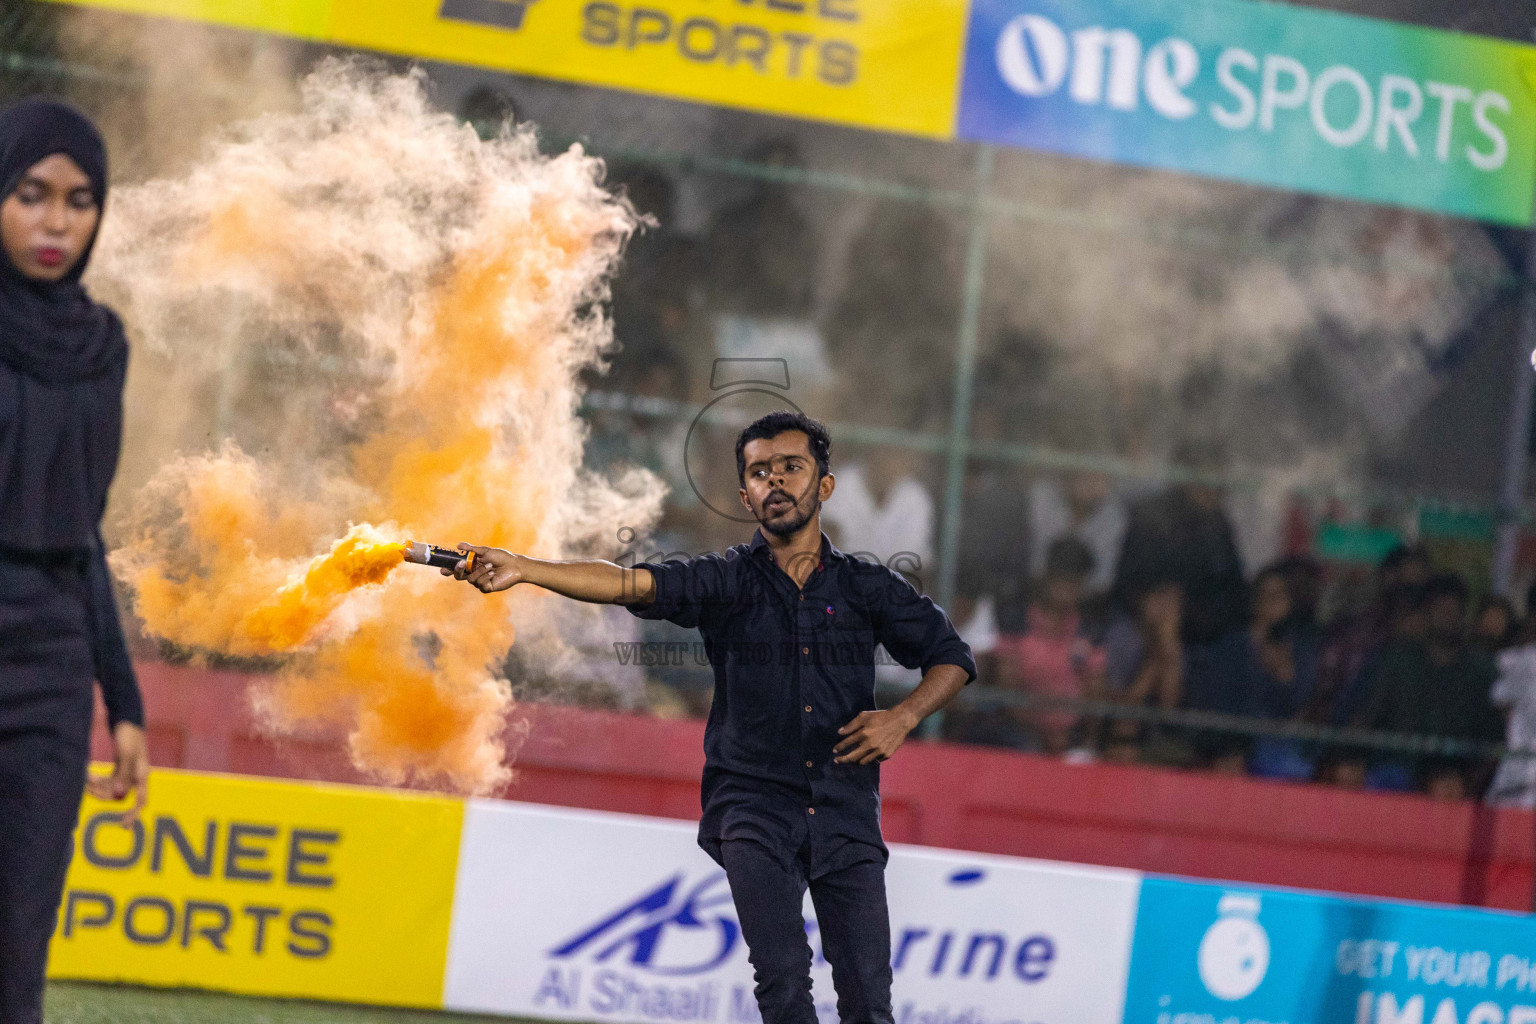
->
xmin=47 ymin=768 xmax=463 ymax=1008
xmin=44 ymin=0 xmax=969 ymax=138
xmin=330 ymin=0 xmax=968 ymax=137
xmin=39 ymin=0 xmax=331 ymax=36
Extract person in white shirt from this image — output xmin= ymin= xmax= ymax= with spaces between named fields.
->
xmin=1488 ymin=596 xmax=1536 ymax=806
xmin=820 ymin=450 xmax=933 ymax=574
xmin=820 ymin=448 xmax=936 ymax=692
xmin=1029 ymin=471 xmax=1126 ymax=595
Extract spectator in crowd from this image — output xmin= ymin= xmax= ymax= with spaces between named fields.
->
xmin=820 ymin=445 xmax=934 ymax=573
xmin=826 ymin=201 xmax=964 ymax=430
xmin=1244 ymin=565 xmax=1322 ymax=780
xmin=1098 ymin=582 xmax=1184 ymax=764
xmin=1276 ymin=554 xmax=1324 ymax=635
xmin=703 ymin=138 xmax=815 ymax=318
xmin=1029 ymin=471 xmax=1127 ymax=597
xmin=1312 ymin=543 xmax=1433 ymax=731
xmin=1178 ymin=565 xmax=1315 ymax=775
xmin=584 ymin=348 xmax=690 ymax=476
xmin=1105 ymin=457 xmax=1247 ymax=767
xmin=458 ymin=84 xmax=517 ymax=140
xmin=954 ymin=414 xmax=1031 ymax=637
xmin=991 ymin=538 xmax=1107 ymax=755
xmin=821 ymin=446 xmax=935 ymax=705
xmin=1473 ymin=595 xmax=1517 ymax=652
xmin=1487 ymin=581 xmax=1536 ymax=806
xmin=604 ymin=166 xmax=701 ymax=389
xmin=1387 ymin=543 xmax=1434 ymax=589
xmin=1321 ymin=584 xmax=1429 ymax=789
xmin=1356 ymin=575 xmax=1502 ymax=799
xmin=1111 ymin=454 xmax=1247 ymax=647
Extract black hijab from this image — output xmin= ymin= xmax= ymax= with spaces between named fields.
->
xmin=0 ymin=97 xmax=129 ymax=552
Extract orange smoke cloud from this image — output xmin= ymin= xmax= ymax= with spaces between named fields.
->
xmin=97 ymin=62 xmax=665 ymax=794
xmin=238 ymin=526 xmax=407 ymax=653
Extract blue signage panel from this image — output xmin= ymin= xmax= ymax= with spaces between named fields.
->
xmin=1125 ymin=876 xmax=1536 ymax=1024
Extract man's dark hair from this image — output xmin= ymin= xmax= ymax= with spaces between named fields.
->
xmin=1253 ymin=562 xmax=1289 ymax=589
xmin=1423 ymin=573 xmax=1470 ymax=608
xmin=1383 ymin=583 xmax=1426 ymax=619
xmin=1382 ymin=542 xmax=1430 ymax=574
xmin=1044 ymin=536 xmax=1095 ymax=581
xmin=736 ymin=411 xmax=831 ymax=485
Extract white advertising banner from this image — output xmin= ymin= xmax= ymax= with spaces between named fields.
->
xmin=444 ymin=800 xmax=1140 ymax=1024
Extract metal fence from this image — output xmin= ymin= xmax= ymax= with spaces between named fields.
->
xmin=7 ymin=0 xmax=1536 ymax=799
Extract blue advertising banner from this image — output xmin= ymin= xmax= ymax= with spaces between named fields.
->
xmin=958 ymin=0 xmax=1536 ymax=225
xmin=1125 ymin=876 xmax=1536 ymax=1024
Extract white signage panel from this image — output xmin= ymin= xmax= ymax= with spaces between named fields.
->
xmin=444 ymin=800 xmax=1140 ymax=1024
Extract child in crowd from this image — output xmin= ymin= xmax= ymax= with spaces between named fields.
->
xmin=992 ymin=538 xmax=1107 ymax=755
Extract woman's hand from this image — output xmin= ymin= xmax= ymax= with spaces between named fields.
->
xmin=444 ymin=544 xmax=523 ymax=593
xmin=86 ymin=721 xmax=149 ymax=824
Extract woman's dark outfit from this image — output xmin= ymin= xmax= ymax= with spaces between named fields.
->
xmin=0 ymin=98 xmax=143 ymax=1024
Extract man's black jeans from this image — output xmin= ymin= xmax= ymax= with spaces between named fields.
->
xmin=721 ymin=839 xmax=894 ymax=1024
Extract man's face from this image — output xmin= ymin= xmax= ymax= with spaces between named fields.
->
xmin=1253 ymin=574 xmax=1292 ymax=627
xmin=1065 ymin=472 xmax=1109 ymax=515
xmin=1182 ymin=482 xmax=1224 ymax=512
xmin=739 ymin=431 xmax=834 ymax=537
xmin=1476 ymin=604 xmax=1512 ymax=643
xmin=1041 ymin=574 xmax=1085 ymax=612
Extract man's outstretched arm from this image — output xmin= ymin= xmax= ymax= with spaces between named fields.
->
xmin=447 ymin=544 xmax=656 ymax=605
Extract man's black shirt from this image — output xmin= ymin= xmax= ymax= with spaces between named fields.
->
xmin=629 ymin=529 xmax=975 ymax=877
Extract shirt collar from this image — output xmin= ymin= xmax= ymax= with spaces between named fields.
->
xmin=750 ymin=528 xmax=839 ymax=572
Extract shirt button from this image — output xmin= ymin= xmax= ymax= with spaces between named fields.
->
xmin=802 ymin=647 xmax=809 ymax=655
xmin=808 ymin=807 xmax=816 ymax=815
xmin=800 ymin=594 xmax=805 ymax=601
xmin=804 ymin=705 xmax=812 ymax=713
xmin=806 ymin=760 xmax=813 ymax=768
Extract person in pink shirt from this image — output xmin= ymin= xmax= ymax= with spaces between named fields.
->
xmin=994 ymin=537 xmax=1108 ymax=754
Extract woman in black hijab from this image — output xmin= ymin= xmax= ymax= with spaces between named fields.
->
xmin=0 ymin=98 xmax=146 ymax=1024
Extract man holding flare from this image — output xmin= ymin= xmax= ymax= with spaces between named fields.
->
xmin=447 ymin=411 xmax=974 ymax=1024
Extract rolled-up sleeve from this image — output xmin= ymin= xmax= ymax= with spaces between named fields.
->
xmin=873 ymin=567 xmax=977 ymax=683
xmin=627 ymin=553 xmax=734 ymax=630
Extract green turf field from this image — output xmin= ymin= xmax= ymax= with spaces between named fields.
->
xmin=46 ymin=982 xmax=550 ymax=1024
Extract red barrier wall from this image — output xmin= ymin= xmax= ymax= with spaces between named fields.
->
xmin=102 ymin=662 xmax=1536 ymax=912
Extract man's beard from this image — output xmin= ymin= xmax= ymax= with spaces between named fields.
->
xmin=758 ymin=488 xmax=820 ymax=537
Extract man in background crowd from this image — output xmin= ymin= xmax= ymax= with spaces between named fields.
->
xmin=1488 ymin=581 xmax=1536 ymax=807
xmin=1356 ymin=576 xmax=1502 ymax=799
xmin=1029 ymin=471 xmax=1126 ymax=598
xmin=1112 ymin=459 xmax=1247 ymax=647
xmin=1313 ymin=543 xmax=1433 ymax=730
xmin=1097 ymin=582 xmax=1184 ymax=764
